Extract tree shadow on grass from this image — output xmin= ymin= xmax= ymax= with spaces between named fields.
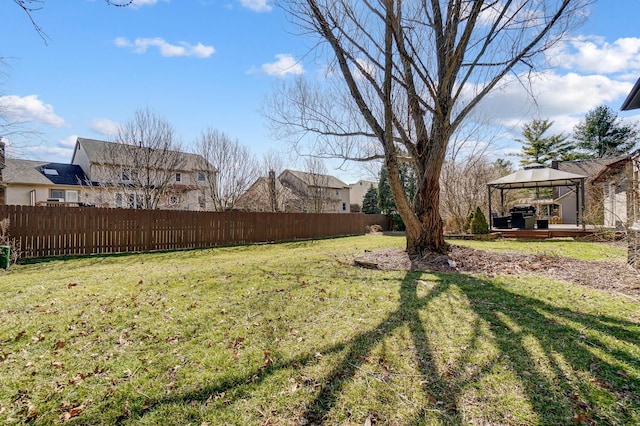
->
xmin=121 ymin=270 xmax=639 ymax=425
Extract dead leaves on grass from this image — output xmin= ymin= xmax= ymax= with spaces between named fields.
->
xmin=58 ymin=402 xmax=85 ymax=422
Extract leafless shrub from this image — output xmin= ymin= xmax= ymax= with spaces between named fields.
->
xmin=0 ymin=218 xmax=22 ymax=264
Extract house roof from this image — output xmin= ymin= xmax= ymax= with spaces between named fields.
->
xmin=349 ymin=180 xmax=376 ymax=189
xmin=555 ymin=157 xmax=623 ymax=176
xmin=3 ymin=159 xmax=88 ymax=186
xmin=590 ymin=150 xmax=640 ymax=183
xmin=73 ymin=137 xmax=211 ymax=171
xmin=281 ymin=169 xmax=349 ymax=189
xmin=621 ymin=77 xmax=640 ymax=111
xmin=488 ymin=167 xmax=586 ymax=189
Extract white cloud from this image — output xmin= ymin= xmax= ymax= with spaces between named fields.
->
xmin=129 ymin=0 xmax=168 ymax=8
xmin=353 ymin=58 xmax=376 ymax=80
xmin=239 ymin=0 xmax=271 ymax=12
xmin=550 ymin=36 xmax=640 ymax=74
xmin=58 ymin=135 xmax=78 ymax=148
xmin=114 ymin=37 xmax=215 ymax=58
xmin=0 ymin=95 xmax=67 ymax=128
xmin=479 ymin=72 xmax=631 ymax=126
xmin=90 ymin=118 xmax=120 ymax=136
xmin=24 ymin=145 xmax=75 ymax=162
xmin=260 ymin=54 xmax=304 ymax=77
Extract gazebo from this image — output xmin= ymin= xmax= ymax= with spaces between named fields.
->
xmin=487 ymin=166 xmax=587 ymax=230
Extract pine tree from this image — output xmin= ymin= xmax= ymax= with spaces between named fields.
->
xmin=573 ymin=105 xmax=638 ymax=158
xmin=516 ymin=119 xmax=573 ymax=166
xmin=361 ymin=186 xmax=380 ymax=214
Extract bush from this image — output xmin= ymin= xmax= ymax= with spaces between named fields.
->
xmin=469 ymin=206 xmax=489 ymax=234
xmin=0 ymin=218 xmax=22 ymax=264
xmin=464 ymin=209 xmax=475 ymax=232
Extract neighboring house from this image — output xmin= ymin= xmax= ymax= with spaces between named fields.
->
xmin=235 ymin=171 xmax=290 ymax=212
xmin=71 ymin=137 xmax=213 ymax=210
xmin=2 ymin=159 xmax=88 ymax=206
xmin=552 ymin=157 xmax=624 ymax=224
xmin=237 ymin=169 xmax=351 ymax=213
xmin=279 ymin=169 xmax=351 ymax=213
xmin=349 ymin=180 xmax=376 ymax=210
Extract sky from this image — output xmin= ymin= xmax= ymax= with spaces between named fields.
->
xmin=2 ymin=0 xmax=640 ymax=184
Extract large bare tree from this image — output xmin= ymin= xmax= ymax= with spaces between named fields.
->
xmin=270 ymin=0 xmax=589 ymax=256
xmin=194 ymin=128 xmax=259 ymax=211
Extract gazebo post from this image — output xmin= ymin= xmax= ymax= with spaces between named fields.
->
xmin=487 ymin=185 xmax=493 ymax=230
xmin=581 ymin=178 xmax=586 ymax=230
xmin=575 ymin=181 xmax=580 ymax=229
xmin=500 ymin=189 xmax=505 ymax=216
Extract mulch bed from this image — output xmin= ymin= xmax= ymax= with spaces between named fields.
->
xmin=354 ymin=245 xmax=640 ymax=301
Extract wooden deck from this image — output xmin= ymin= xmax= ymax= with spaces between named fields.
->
xmin=492 ymin=224 xmax=597 ymax=239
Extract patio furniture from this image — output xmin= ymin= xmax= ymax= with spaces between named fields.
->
xmin=493 ymin=216 xmax=511 ymax=229
xmin=536 ymin=219 xmax=549 ymax=229
xmin=508 ymin=205 xmax=536 ymax=230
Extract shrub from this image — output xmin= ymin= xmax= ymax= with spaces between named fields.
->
xmin=464 ymin=209 xmax=475 ymax=233
xmin=0 ymin=218 xmax=22 ymax=264
xmin=469 ymin=206 xmax=489 ymax=234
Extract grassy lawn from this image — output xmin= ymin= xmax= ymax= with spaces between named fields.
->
xmin=1 ymin=235 xmax=638 ymax=425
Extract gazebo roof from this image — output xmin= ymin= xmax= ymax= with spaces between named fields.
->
xmin=488 ymin=167 xmax=586 ymax=190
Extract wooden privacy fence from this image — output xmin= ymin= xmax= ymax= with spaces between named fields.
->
xmin=0 ymin=205 xmax=390 ymax=259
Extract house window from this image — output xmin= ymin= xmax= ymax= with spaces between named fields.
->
xmin=47 ymin=190 xmax=78 ymax=203
xmin=197 ymin=172 xmax=206 ymax=182
xmin=43 ymin=168 xmax=58 ymax=176
xmin=175 ymin=173 xmax=182 ymax=183
xmin=121 ymin=168 xmax=131 ymax=182
xmin=117 ymin=193 xmax=145 ymax=209
xmin=50 ymin=189 xmax=65 ymax=200
xmin=198 ymin=195 xmax=205 ymax=209
xmin=65 ymin=190 xmax=79 ymax=203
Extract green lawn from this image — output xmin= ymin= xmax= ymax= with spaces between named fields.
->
xmin=1 ymin=235 xmax=638 ymax=425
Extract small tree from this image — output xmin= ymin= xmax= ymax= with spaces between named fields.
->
xmin=469 ymin=206 xmax=489 ymax=234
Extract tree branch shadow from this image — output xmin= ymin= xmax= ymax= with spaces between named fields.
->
xmin=120 ymin=269 xmax=639 ymax=425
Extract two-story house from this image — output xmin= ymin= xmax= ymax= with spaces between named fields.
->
xmin=71 ymin=138 xmax=213 ymax=210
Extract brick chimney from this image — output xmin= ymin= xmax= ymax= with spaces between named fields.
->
xmin=268 ymin=169 xmax=277 ymax=212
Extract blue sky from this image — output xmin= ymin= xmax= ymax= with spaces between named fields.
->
xmin=2 ymin=0 xmax=640 ymax=183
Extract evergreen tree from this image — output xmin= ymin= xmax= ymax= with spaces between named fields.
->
xmin=469 ymin=206 xmax=489 ymax=234
xmin=516 ymin=119 xmax=573 ymax=166
xmin=378 ymin=163 xmax=417 ymax=230
xmin=361 ymin=186 xmax=380 ymax=214
xmin=573 ymin=105 xmax=638 ymax=158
